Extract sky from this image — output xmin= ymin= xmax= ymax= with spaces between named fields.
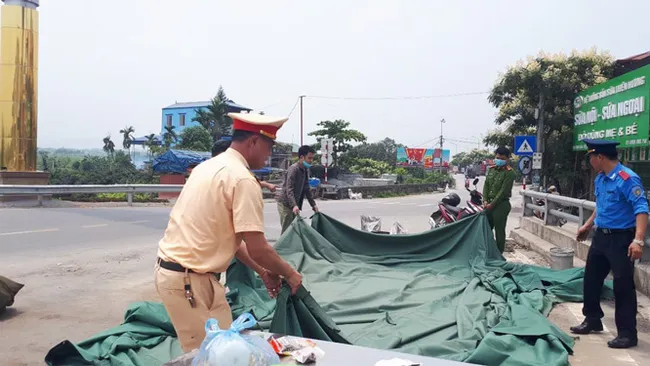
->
xmin=36 ymin=0 xmax=650 ymax=156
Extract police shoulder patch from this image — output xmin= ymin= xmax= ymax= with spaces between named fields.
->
xmin=618 ymin=170 xmax=631 ymax=180
xmin=632 ymin=186 xmax=643 ymax=198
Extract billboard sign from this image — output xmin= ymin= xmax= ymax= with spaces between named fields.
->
xmin=433 ymin=148 xmax=450 ymax=167
xmin=396 ymin=148 xmax=450 ymax=169
xmin=573 ymin=64 xmax=650 ymax=150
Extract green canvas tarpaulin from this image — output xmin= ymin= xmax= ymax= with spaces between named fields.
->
xmin=45 ymin=301 xmax=183 ymax=366
xmin=0 ymin=275 xmax=24 ymax=315
xmin=45 ymin=212 xmax=613 ymax=366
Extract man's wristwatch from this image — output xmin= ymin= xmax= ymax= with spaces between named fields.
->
xmin=633 ymin=239 xmax=645 ymax=247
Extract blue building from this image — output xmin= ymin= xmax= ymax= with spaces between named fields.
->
xmin=161 ymin=100 xmax=252 ymax=135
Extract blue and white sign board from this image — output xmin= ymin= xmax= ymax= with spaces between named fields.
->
xmin=518 ymin=156 xmax=532 ymax=175
xmin=514 ymin=136 xmax=536 ymax=156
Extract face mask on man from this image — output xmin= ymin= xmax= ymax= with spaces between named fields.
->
xmin=494 ymin=159 xmax=506 ymax=167
xmin=302 ymin=161 xmax=312 ymax=169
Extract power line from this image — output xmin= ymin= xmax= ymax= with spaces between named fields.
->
xmin=446 ymin=137 xmax=482 ymax=145
xmin=286 ymin=98 xmax=300 ymax=118
xmin=306 ymin=91 xmax=489 ymax=101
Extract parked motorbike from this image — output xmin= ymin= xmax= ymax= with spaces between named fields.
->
xmin=429 ymin=178 xmax=483 ymax=229
xmin=533 ymin=187 xmax=567 ymax=227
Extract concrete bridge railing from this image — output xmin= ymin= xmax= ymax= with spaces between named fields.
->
xmin=513 ymin=190 xmax=650 ymax=296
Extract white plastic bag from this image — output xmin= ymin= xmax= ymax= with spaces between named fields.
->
xmin=192 ymin=313 xmax=280 ymax=366
xmin=361 ymin=214 xmax=382 ymax=232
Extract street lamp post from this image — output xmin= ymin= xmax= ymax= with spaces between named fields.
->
xmin=439 ymin=119 xmax=446 ymax=173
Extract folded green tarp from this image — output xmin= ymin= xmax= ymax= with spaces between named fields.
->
xmin=45 ymin=301 xmax=183 ymax=366
xmin=45 ymin=212 xmax=613 ymax=366
xmin=0 ymin=275 xmax=24 ymax=315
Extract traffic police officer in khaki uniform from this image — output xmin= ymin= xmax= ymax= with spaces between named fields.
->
xmin=155 ymin=112 xmax=303 ymax=352
xmin=571 ymin=139 xmax=648 ymax=349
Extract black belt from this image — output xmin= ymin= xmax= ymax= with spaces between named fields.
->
xmin=157 ymin=258 xmax=221 ymax=280
xmin=596 ymin=227 xmax=635 ymax=235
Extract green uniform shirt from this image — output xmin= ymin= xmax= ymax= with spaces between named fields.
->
xmin=482 ymin=165 xmax=516 ymax=206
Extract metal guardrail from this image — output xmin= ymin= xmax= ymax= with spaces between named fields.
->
xmin=0 ymin=184 xmax=185 ymax=206
xmin=0 ymin=184 xmax=280 ymax=206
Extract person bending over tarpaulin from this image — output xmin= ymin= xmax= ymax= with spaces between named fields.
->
xmin=482 ymin=146 xmax=516 ymax=253
xmin=155 ymin=113 xmax=303 ymax=352
xmin=276 ymin=145 xmax=319 ymax=234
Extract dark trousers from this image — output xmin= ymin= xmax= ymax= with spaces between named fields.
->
xmin=486 ymin=200 xmax=511 ymax=253
xmin=582 ymin=229 xmax=637 ymax=338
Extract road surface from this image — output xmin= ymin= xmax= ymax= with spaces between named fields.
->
xmin=0 ymin=174 xmax=647 ymax=365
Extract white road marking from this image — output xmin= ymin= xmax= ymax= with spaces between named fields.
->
xmin=418 ymin=204 xmax=435 ymax=207
xmin=0 ymin=228 xmax=60 ymax=236
xmin=82 ymin=224 xmax=109 ymax=228
xmin=382 ymin=202 xmax=400 ymax=205
xmin=124 ymin=220 xmax=150 ymax=225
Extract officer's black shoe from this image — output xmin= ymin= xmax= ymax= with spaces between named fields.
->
xmin=607 ymin=335 xmax=638 ymax=349
xmin=569 ymin=319 xmax=603 ymax=334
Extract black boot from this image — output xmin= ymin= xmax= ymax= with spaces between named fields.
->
xmin=607 ymin=335 xmax=638 ymax=349
xmin=570 ymin=319 xmax=603 ymax=334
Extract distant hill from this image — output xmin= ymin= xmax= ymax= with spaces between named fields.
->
xmin=37 ymin=147 xmax=105 ymax=156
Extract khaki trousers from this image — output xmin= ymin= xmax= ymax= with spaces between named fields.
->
xmin=278 ymin=202 xmax=296 ymax=234
xmin=154 ymin=264 xmax=233 ymax=352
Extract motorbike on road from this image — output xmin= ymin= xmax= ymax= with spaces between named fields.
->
xmin=429 ymin=178 xmax=483 ymax=229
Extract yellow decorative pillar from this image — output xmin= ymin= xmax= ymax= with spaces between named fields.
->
xmin=0 ymin=0 xmax=48 ymax=201
xmin=0 ymin=0 xmax=38 ymax=171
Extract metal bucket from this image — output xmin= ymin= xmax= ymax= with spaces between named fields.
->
xmin=549 ymin=247 xmax=574 ymax=270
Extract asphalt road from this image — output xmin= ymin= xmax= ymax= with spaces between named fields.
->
xmin=0 ymin=174 xmax=480 ymax=259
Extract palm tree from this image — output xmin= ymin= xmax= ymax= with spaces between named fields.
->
xmin=102 ymin=135 xmax=115 ymax=156
xmin=162 ymin=125 xmax=178 ymax=148
xmin=119 ymin=126 xmax=135 ymax=160
xmin=119 ymin=126 xmax=135 ymax=149
xmin=192 ymin=85 xmax=232 ymax=142
xmin=144 ymin=133 xmax=158 ymax=160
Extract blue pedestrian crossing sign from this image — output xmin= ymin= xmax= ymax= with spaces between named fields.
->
xmin=514 ymin=136 xmax=536 ymax=156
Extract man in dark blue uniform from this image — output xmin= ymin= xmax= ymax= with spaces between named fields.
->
xmin=570 ymin=139 xmax=648 ymax=349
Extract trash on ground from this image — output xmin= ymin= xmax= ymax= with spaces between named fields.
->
xmin=361 ymin=214 xmax=382 ymax=232
xmin=390 ymin=222 xmax=408 ymax=234
xmin=348 ymin=189 xmax=363 ymax=199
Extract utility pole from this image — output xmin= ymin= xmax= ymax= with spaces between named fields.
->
xmin=299 ymin=95 xmax=306 ymax=146
xmin=533 ymin=92 xmax=545 ymax=190
xmin=440 ymin=118 xmax=446 ymax=173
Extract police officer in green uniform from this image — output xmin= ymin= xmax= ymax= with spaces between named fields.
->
xmin=482 ymin=146 xmax=516 ymax=253
xmin=571 ymin=139 xmax=648 ymax=349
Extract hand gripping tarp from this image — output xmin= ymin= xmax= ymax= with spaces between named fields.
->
xmin=44 ymin=213 xmax=613 ymax=366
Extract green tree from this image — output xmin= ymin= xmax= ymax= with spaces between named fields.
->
xmin=144 ymin=133 xmax=160 ymax=159
xmin=451 ymin=149 xmax=493 ymax=168
xmin=308 ymin=119 xmax=366 ymax=166
xmin=102 ymin=135 xmax=115 ymax=156
xmin=347 ymin=158 xmax=393 ymax=178
xmin=486 ymin=49 xmax=614 ymax=196
xmin=344 ymin=138 xmax=404 ymax=168
xmin=162 ymin=125 xmax=178 ymax=148
xmin=192 ymin=86 xmax=233 ymax=142
xmin=178 ymin=126 xmax=213 ymax=151
xmin=119 ymin=126 xmax=135 ymax=150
